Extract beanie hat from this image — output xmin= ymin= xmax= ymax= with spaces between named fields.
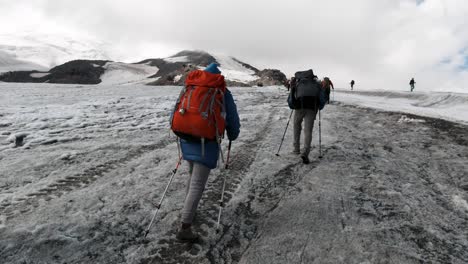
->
xmin=204 ymin=62 xmax=221 ymax=74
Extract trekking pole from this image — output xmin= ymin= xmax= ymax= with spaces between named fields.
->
xmin=144 ymin=155 xmax=183 ymax=238
xmin=275 ymin=110 xmax=294 ymax=156
xmin=225 ymin=140 xmax=232 ymax=169
xmin=318 ymin=110 xmax=323 ymax=159
xmin=216 ymin=141 xmax=232 ymax=233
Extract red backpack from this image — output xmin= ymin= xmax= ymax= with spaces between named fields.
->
xmin=171 ymin=70 xmax=227 ymax=142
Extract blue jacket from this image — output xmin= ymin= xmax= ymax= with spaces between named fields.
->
xmin=180 ymin=90 xmax=240 ymax=169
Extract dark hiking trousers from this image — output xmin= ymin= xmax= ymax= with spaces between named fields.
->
xmin=293 ymin=109 xmax=317 ymax=157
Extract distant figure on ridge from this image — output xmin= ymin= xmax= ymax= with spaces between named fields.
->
xmin=409 ymin=78 xmax=416 ymax=92
xmin=350 ymin=80 xmax=355 ymax=90
xmin=322 ymin=77 xmax=334 ymax=104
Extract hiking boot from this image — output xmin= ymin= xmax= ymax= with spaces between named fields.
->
xmin=301 ymin=154 xmax=310 ymax=164
xmin=176 ymin=225 xmax=199 ymax=242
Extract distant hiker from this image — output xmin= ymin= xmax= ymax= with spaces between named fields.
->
xmin=350 ymin=80 xmax=355 ymax=90
xmin=170 ymin=63 xmax=241 ymax=242
xmin=285 ymin=77 xmax=296 ymax=91
xmin=287 ymin=77 xmax=293 ymax=91
xmin=285 ymin=79 xmax=290 ymax=91
xmin=287 ymin=69 xmax=325 ymax=164
xmin=409 ymin=78 xmax=415 ymax=92
xmin=322 ymin=77 xmax=334 ymax=104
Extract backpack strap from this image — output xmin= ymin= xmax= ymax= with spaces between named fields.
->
xmin=186 ymin=86 xmax=195 ymax=109
xmin=199 ymin=88 xmax=214 ymax=117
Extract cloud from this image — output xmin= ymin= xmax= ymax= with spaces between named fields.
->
xmin=1 ymin=0 xmax=468 ymax=92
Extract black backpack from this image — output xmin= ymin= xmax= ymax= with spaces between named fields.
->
xmin=288 ymin=70 xmax=324 ymax=110
xmin=294 ymin=70 xmax=321 ymax=99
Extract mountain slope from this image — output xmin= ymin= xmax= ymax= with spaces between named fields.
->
xmin=143 ymin=50 xmax=286 ymax=86
xmin=0 ymin=60 xmax=108 ymax=84
xmin=0 ymin=50 xmax=287 ymax=86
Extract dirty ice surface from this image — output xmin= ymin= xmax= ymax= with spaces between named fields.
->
xmin=0 ymin=83 xmax=467 ymax=263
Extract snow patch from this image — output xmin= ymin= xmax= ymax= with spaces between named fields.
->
xmin=452 ymin=195 xmax=468 ymax=212
xmin=6 ymin=132 xmax=29 ymax=143
xmin=173 ymin=74 xmax=182 ymax=83
xmin=30 ymin=72 xmax=50 ymax=78
xmin=59 ymin=152 xmax=77 ymax=161
xmin=99 ymin=62 xmax=159 ymax=85
xmin=164 ymin=56 xmax=189 ymax=63
xmin=397 ymin=115 xmax=425 ymax=123
xmin=212 ymin=54 xmax=259 ymax=83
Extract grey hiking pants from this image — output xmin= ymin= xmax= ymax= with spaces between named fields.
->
xmin=293 ymin=109 xmax=317 ymax=157
xmin=181 ymin=161 xmax=211 ymax=224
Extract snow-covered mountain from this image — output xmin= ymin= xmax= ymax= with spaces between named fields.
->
xmin=0 ymin=31 xmax=286 ymax=85
xmin=0 ymin=50 xmax=287 ymax=86
xmin=140 ymin=50 xmax=286 ymax=86
xmin=0 ymin=32 xmax=111 ymax=71
xmin=0 ymin=51 xmax=48 ymax=73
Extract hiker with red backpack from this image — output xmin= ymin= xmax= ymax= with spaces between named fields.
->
xmin=287 ymin=69 xmax=325 ymax=164
xmin=170 ymin=63 xmax=240 ymax=242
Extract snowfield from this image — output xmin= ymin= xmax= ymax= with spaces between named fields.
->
xmin=99 ymin=62 xmax=159 ymax=85
xmin=213 ymin=55 xmax=259 ymax=83
xmin=163 ymin=56 xmax=189 ymax=63
xmin=335 ymin=89 xmax=468 ymax=125
xmin=0 ymin=83 xmax=467 ymax=264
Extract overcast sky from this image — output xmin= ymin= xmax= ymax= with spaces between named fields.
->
xmin=1 ymin=0 xmax=468 ymax=92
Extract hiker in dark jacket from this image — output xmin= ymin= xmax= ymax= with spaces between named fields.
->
xmin=285 ymin=77 xmax=296 ymax=91
xmin=409 ymin=78 xmax=415 ymax=92
xmin=322 ymin=77 xmax=334 ymax=104
xmin=350 ymin=80 xmax=355 ymax=90
xmin=176 ymin=63 xmax=241 ymax=242
xmin=289 ymin=69 xmax=324 ymax=164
